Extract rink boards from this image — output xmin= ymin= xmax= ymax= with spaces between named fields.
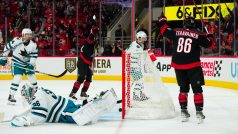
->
xmin=0 ymin=56 xmax=237 ymax=90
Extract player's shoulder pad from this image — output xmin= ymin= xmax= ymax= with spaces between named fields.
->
xmin=13 ymin=37 xmax=22 ymax=41
xmin=12 ymin=37 xmax=23 ymax=43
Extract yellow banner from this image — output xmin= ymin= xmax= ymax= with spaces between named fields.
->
xmin=165 ymin=3 xmax=235 ymax=21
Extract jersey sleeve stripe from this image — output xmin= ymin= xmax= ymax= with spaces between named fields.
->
xmin=10 ymin=87 xmax=17 ymax=91
xmin=32 ymin=107 xmax=48 ymax=112
xmin=52 ymin=98 xmax=66 ymax=122
xmin=8 ymin=43 xmax=13 ymax=49
xmin=5 ymin=43 xmax=10 ymax=49
xmin=29 ymin=56 xmax=38 ymax=58
xmin=46 ymin=96 xmax=62 ymax=122
xmin=11 ymin=83 xmax=19 ymax=86
xmin=29 ymin=54 xmax=38 ymax=56
xmin=31 ymin=109 xmax=48 ymax=116
xmin=30 ymin=52 xmax=38 ymax=54
xmin=12 ymin=55 xmax=29 ymax=64
xmin=32 ymin=112 xmax=47 ymax=118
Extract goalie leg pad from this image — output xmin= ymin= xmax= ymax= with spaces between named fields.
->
xmin=72 ymin=89 xmax=117 ymax=126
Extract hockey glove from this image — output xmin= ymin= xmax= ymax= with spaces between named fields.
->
xmin=0 ymin=58 xmax=7 ymax=66
xmin=158 ymin=13 xmax=168 ymax=28
xmin=158 ymin=15 xmax=168 ymax=35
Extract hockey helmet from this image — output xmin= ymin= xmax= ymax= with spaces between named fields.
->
xmin=136 ymin=31 xmax=147 ymax=44
xmin=21 ymin=83 xmax=36 ymax=103
xmin=184 ymin=16 xmax=195 ymax=29
xmin=22 ymin=28 xmax=32 ymax=36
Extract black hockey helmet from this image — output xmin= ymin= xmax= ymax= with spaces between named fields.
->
xmin=184 ymin=16 xmax=195 ymax=29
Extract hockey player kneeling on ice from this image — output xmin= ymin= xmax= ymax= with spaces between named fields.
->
xmin=10 ymin=84 xmax=117 ymax=127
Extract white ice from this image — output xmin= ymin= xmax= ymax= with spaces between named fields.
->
xmin=0 ymin=80 xmax=238 ymax=134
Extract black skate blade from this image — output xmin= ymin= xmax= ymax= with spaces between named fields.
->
xmin=7 ymin=101 xmax=16 ymax=105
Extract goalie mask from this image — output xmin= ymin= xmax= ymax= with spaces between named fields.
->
xmin=136 ymin=31 xmax=147 ymax=44
xmin=21 ymin=83 xmax=36 ymax=104
xmin=22 ymin=28 xmax=33 ymax=42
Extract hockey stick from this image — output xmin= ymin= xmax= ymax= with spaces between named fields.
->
xmin=12 ymin=63 xmax=68 ymax=78
xmin=192 ymin=0 xmax=208 ymax=33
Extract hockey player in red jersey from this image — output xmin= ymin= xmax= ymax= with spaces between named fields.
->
xmin=69 ymin=33 xmax=95 ymax=100
xmin=158 ymin=15 xmax=215 ymax=123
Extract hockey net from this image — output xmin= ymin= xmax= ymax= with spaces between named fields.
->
xmin=122 ymin=51 xmax=175 ymax=119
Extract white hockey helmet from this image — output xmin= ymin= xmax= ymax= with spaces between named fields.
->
xmin=136 ymin=31 xmax=147 ymax=43
xmin=21 ymin=83 xmax=36 ymax=103
xmin=22 ymin=28 xmax=33 ymax=38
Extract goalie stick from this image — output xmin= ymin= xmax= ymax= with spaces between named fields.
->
xmin=12 ymin=63 xmax=68 ymax=78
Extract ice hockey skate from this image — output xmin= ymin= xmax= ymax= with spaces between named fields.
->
xmin=196 ymin=111 xmax=205 ymax=124
xmin=80 ymin=92 xmax=89 ymax=100
xmin=181 ymin=109 xmax=190 ymax=122
xmin=69 ymin=93 xmax=78 ymax=101
xmin=8 ymin=94 xmax=16 ymax=105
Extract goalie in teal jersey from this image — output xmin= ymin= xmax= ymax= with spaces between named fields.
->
xmin=10 ymin=83 xmax=117 ymax=127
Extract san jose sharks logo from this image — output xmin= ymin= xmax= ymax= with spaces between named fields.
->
xmin=19 ymin=48 xmax=29 ymax=57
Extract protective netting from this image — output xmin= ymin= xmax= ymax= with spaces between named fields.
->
xmin=122 ymin=51 xmax=176 ymax=119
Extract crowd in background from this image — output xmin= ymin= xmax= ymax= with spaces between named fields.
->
xmin=0 ymin=0 xmax=237 ymax=56
xmin=0 ymin=0 xmax=121 ymax=56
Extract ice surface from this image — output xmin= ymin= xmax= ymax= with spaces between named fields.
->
xmin=0 ymin=80 xmax=238 ymax=134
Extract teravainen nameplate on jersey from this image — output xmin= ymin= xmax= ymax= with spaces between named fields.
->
xmin=65 ymin=58 xmax=76 ymax=73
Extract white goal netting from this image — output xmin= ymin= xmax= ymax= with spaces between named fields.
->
xmin=122 ymin=51 xmax=176 ymax=119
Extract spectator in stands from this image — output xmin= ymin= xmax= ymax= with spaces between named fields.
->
xmin=217 ymin=5 xmax=235 ymax=55
xmin=115 ymin=24 xmax=126 ymax=41
xmin=36 ymin=34 xmax=48 ymax=56
xmin=102 ymin=44 xmax=113 ymax=56
xmin=112 ymin=40 xmax=123 ymax=56
xmin=95 ymin=44 xmax=104 ymax=56
xmin=207 ymin=20 xmax=219 ymax=37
